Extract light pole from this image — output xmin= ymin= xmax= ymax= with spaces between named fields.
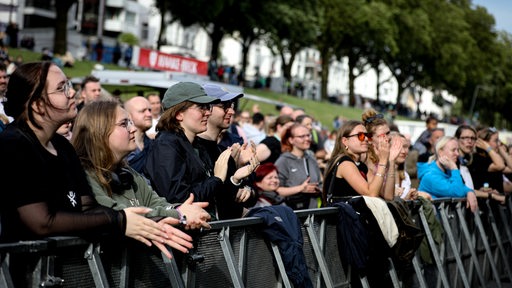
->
xmin=469 ymin=85 xmax=493 ymax=122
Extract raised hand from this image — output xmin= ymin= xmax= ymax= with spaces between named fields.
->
xmin=238 ymin=141 xmax=257 ymax=167
xmin=177 ymin=194 xmax=211 ymax=230
xmin=214 ymin=148 xmax=232 ymax=182
xmin=388 ymin=137 xmax=402 ymax=162
xmin=235 ymin=186 xmax=253 ymax=203
xmin=376 ymin=138 xmax=391 ymax=162
xmin=233 ymin=156 xmax=260 ymax=182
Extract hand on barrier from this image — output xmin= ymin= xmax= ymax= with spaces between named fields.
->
xmin=155 ymin=217 xmax=194 ymax=259
xmin=466 ymin=192 xmax=478 ymax=213
xmin=123 ymin=207 xmax=170 ymax=247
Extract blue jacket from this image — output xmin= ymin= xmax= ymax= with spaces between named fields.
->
xmin=418 ymin=161 xmax=473 ymax=198
xmin=247 ymin=206 xmax=313 ymax=288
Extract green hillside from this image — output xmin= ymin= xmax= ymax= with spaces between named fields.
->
xmin=6 ymin=47 xmax=367 ymax=129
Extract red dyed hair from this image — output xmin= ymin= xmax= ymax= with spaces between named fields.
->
xmin=254 ymin=163 xmax=278 ymax=183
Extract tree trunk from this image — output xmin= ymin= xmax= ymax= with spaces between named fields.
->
xmin=157 ymin=11 xmax=167 ymax=49
xmin=375 ymin=63 xmax=381 ymax=103
xmin=208 ymin=25 xmax=224 ymax=62
xmin=320 ymin=57 xmax=329 ymax=102
xmin=54 ymin=0 xmax=76 ymax=55
xmin=279 ymin=50 xmax=292 ymax=83
xmin=348 ymin=54 xmax=356 ymax=107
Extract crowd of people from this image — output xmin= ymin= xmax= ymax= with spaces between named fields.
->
xmin=0 ymin=60 xmax=511 ymax=287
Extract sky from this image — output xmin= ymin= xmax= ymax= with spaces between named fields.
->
xmin=472 ymin=0 xmax=512 ymax=33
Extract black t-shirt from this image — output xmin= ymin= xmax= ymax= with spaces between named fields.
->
xmin=324 ymin=155 xmax=368 ymax=200
xmin=469 ymin=149 xmax=504 ymax=193
xmin=0 ymin=123 xmax=124 ymax=242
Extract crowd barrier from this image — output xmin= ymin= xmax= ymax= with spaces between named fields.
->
xmin=0 ymin=197 xmax=510 ymax=288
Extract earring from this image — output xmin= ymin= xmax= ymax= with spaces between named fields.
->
xmin=344 ymin=145 xmax=348 ymax=150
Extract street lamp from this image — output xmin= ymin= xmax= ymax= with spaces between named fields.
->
xmin=469 ymin=85 xmax=493 ymax=122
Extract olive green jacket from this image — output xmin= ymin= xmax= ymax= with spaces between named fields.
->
xmin=86 ymin=168 xmax=181 ymax=219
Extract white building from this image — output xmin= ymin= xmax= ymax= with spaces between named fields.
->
xmin=2 ymin=0 xmax=450 ymax=117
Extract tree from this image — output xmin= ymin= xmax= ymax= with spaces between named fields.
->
xmin=54 ymin=0 xmax=77 ymax=55
xmin=263 ymin=0 xmax=317 ymax=84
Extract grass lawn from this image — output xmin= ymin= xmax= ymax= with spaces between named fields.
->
xmin=7 ymin=47 xmax=375 ymax=129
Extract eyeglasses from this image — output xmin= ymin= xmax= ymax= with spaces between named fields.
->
xmin=347 ymin=132 xmax=372 ymax=142
xmin=214 ymin=101 xmax=235 ymax=112
xmin=293 ymin=134 xmax=312 ymax=139
xmin=364 ymin=114 xmax=384 ymax=124
xmin=195 ymin=103 xmax=213 ymax=112
xmin=116 ymin=119 xmax=134 ymax=131
xmin=488 ymin=127 xmax=497 ymax=133
xmin=459 ymin=136 xmax=477 ymax=142
xmin=48 ymin=80 xmax=74 ymax=99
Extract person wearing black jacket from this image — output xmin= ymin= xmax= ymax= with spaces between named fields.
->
xmin=145 ymin=82 xmax=258 ymax=219
xmin=196 ymin=83 xmax=259 ymax=219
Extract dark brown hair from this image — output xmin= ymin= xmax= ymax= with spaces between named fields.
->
xmin=5 ymin=61 xmax=54 ymax=129
xmin=156 ymin=101 xmax=195 ymax=134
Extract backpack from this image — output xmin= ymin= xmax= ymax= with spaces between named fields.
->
xmin=386 ymin=197 xmax=424 ymax=266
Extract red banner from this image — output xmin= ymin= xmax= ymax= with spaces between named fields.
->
xmin=135 ymin=48 xmax=208 ymax=75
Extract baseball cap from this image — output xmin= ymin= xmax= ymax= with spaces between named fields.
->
xmin=162 ymin=82 xmax=219 ymax=110
xmin=202 ymin=83 xmax=243 ymax=102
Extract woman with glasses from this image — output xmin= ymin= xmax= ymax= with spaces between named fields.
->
xmin=274 ymin=123 xmax=323 ymax=209
xmin=144 ymin=82 xmax=233 ymax=219
xmin=0 ymin=62 xmax=181 ymax=285
xmin=72 ymin=101 xmax=211 ymax=237
xmin=361 ymin=109 xmax=401 ymax=201
xmin=455 ymin=125 xmax=506 ymax=204
xmin=468 ymin=127 xmax=512 ymax=195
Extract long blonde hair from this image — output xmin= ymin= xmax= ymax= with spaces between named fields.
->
xmin=72 ymin=101 xmax=121 ymax=196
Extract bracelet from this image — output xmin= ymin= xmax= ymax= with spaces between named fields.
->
xmin=375 ymin=173 xmax=384 ymax=178
xmin=486 ymin=146 xmax=493 ymax=153
xmin=230 ymin=176 xmax=242 ymax=186
xmin=378 ymin=163 xmax=387 ymax=167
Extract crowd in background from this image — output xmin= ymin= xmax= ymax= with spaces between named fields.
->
xmin=1 ymin=60 xmax=511 ymax=287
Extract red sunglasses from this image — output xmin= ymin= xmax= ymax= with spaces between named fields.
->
xmin=347 ymin=132 xmax=372 ymax=141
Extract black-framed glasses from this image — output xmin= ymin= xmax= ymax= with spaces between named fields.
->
xmin=347 ymin=132 xmax=372 ymax=142
xmin=214 ymin=101 xmax=235 ymax=112
xmin=488 ymin=127 xmax=497 ymax=133
xmin=459 ymin=136 xmax=477 ymax=142
xmin=364 ymin=114 xmax=384 ymax=124
xmin=116 ymin=118 xmax=134 ymax=131
xmin=195 ymin=103 xmax=213 ymax=112
xmin=48 ymin=80 xmax=74 ymax=99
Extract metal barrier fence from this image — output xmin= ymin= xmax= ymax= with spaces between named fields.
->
xmin=1 ymin=197 xmax=511 ymax=288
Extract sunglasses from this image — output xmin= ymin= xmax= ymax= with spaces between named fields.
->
xmin=214 ymin=101 xmax=235 ymax=112
xmin=364 ymin=114 xmax=384 ymax=124
xmin=347 ymin=132 xmax=372 ymax=142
